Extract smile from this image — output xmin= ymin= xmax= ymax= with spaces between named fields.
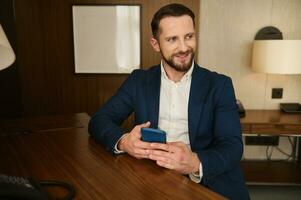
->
xmin=174 ymin=52 xmax=190 ymax=60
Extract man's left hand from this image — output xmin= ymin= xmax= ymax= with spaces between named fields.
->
xmin=147 ymin=142 xmax=200 ymax=174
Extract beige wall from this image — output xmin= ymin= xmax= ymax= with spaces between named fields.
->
xmin=198 ymin=0 xmax=301 ymax=160
xmin=198 ymin=0 xmax=301 ymax=110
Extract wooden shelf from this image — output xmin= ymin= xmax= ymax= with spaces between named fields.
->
xmin=240 ymin=110 xmax=301 ymax=184
xmin=240 ymin=160 xmax=301 ymax=185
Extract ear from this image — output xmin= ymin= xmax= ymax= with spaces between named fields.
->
xmin=150 ymin=37 xmax=160 ymax=52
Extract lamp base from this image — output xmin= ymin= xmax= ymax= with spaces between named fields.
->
xmin=280 ymin=103 xmax=301 ymax=113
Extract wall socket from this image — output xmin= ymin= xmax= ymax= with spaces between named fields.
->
xmin=272 ymin=88 xmax=283 ymax=99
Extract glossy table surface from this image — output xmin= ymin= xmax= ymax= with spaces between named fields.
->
xmin=0 ymin=113 xmax=226 ymax=200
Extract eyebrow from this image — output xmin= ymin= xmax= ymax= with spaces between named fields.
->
xmin=185 ymin=32 xmax=195 ymax=36
xmin=165 ymin=36 xmax=177 ymax=40
xmin=164 ymin=32 xmax=195 ymax=40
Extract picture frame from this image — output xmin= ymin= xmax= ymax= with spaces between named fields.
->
xmin=72 ymin=5 xmax=141 ymax=74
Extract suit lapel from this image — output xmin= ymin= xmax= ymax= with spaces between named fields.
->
xmin=146 ymin=66 xmax=161 ymax=128
xmin=188 ymin=65 xmax=209 ymax=149
xmin=145 ymin=64 xmax=209 ymax=143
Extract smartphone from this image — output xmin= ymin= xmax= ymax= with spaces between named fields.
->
xmin=141 ymin=128 xmax=166 ymax=143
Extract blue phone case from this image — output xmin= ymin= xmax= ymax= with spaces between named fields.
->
xmin=141 ymin=128 xmax=166 ymax=143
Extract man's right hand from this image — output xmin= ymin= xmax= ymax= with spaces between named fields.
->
xmin=118 ymin=121 xmax=151 ymax=159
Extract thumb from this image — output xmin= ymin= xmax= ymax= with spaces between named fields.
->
xmin=141 ymin=121 xmax=151 ymax=128
xmin=136 ymin=121 xmax=151 ymax=139
xmin=133 ymin=121 xmax=151 ymax=138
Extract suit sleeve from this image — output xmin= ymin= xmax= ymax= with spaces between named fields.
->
xmin=196 ymin=77 xmax=243 ymax=183
xmin=88 ymin=70 xmax=139 ymax=153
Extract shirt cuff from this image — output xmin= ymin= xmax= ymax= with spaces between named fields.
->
xmin=113 ymin=133 xmax=128 ymax=154
xmin=189 ymin=162 xmax=203 ymax=183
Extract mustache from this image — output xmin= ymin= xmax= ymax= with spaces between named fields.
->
xmin=173 ymin=49 xmax=193 ymax=57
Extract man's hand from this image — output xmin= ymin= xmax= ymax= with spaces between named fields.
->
xmin=118 ymin=121 xmax=151 ymax=159
xmin=148 ymin=142 xmax=200 ymax=174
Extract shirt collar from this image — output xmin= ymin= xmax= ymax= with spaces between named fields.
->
xmin=160 ymin=60 xmax=194 ymax=82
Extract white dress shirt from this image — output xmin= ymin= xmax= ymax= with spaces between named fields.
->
xmin=115 ymin=61 xmax=202 ymax=183
xmin=158 ymin=62 xmax=192 ymax=146
xmin=159 ymin=61 xmax=202 ymax=183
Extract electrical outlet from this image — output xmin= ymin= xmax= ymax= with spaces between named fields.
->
xmin=272 ymin=88 xmax=283 ymax=99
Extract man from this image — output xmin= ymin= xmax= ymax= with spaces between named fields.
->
xmin=89 ymin=3 xmax=250 ymax=200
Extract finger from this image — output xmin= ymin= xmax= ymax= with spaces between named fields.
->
xmin=140 ymin=121 xmax=151 ymax=128
xmin=149 ymin=153 xmax=170 ymax=163
xmin=136 ymin=154 xmax=150 ymax=159
xmin=157 ymin=160 xmax=174 ymax=170
xmin=134 ymin=140 xmax=152 ymax=149
xmin=150 ymin=148 xmax=187 ymax=165
xmin=168 ymin=141 xmax=186 ymax=147
xmin=150 ymin=143 xmax=170 ymax=151
xmin=133 ymin=148 xmax=149 ymax=156
xmin=150 ymin=143 xmax=179 ymax=153
xmin=133 ymin=122 xmax=151 ymax=137
xmin=133 ymin=121 xmax=150 ymax=131
xmin=150 ymin=149 xmax=172 ymax=158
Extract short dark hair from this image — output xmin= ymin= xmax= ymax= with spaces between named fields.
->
xmin=151 ymin=3 xmax=195 ymax=38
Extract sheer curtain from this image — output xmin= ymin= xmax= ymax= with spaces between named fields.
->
xmin=115 ymin=6 xmax=140 ymax=72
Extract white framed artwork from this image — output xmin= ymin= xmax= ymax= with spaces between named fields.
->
xmin=72 ymin=5 xmax=141 ymax=73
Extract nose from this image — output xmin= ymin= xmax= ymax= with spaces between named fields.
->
xmin=178 ymin=39 xmax=189 ymax=52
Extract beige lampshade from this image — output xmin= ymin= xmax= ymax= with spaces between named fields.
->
xmin=251 ymin=40 xmax=301 ymax=74
xmin=0 ymin=24 xmax=15 ymax=70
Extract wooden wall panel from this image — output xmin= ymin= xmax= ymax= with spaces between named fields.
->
xmin=5 ymin=0 xmax=199 ymax=127
xmin=0 ymin=0 xmax=22 ymax=118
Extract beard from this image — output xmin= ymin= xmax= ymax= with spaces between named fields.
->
xmin=161 ymin=49 xmax=194 ymax=72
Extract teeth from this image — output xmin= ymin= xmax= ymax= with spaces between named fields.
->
xmin=178 ymin=54 xmax=188 ymax=58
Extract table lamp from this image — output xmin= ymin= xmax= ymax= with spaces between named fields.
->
xmin=0 ymin=23 xmax=15 ymax=70
xmin=252 ymin=40 xmax=301 ymax=74
xmin=251 ymin=26 xmax=301 ymax=113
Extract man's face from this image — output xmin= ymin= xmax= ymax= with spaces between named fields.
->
xmin=151 ymin=15 xmax=196 ymax=72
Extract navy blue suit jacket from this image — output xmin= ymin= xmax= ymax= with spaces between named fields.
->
xmin=89 ymin=64 xmax=250 ymax=200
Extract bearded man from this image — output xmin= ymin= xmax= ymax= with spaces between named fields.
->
xmin=89 ymin=3 xmax=250 ymax=200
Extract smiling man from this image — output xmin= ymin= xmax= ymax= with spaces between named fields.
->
xmin=89 ymin=3 xmax=250 ymax=200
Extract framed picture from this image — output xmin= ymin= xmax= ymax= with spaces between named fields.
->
xmin=72 ymin=5 xmax=141 ymax=74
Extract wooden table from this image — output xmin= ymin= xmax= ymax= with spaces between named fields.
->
xmin=240 ymin=110 xmax=301 ymax=184
xmin=0 ymin=113 xmax=226 ymax=200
